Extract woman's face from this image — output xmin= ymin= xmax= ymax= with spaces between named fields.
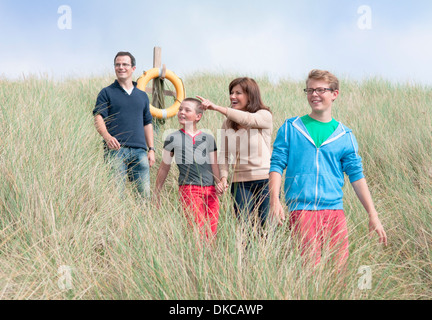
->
xmin=230 ymin=84 xmax=249 ymax=110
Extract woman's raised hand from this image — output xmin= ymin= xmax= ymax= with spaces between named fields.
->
xmin=196 ymin=95 xmax=216 ymax=111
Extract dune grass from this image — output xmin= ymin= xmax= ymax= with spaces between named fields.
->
xmin=0 ymin=73 xmax=431 ymax=300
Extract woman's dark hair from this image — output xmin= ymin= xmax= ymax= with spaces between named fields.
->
xmin=226 ymin=77 xmax=271 ymax=131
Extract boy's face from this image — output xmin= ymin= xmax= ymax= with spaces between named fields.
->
xmin=177 ymin=101 xmax=202 ymax=126
xmin=306 ymin=79 xmax=339 ymax=116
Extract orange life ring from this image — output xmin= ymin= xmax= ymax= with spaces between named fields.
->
xmin=136 ymin=68 xmax=185 ymax=119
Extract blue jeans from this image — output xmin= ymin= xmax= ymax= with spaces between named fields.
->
xmin=231 ymin=179 xmax=270 ymax=227
xmin=104 ymin=147 xmax=150 ymax=198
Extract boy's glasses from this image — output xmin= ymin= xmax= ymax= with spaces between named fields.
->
xmin=304 ymin=87 xmax=333 ymax=95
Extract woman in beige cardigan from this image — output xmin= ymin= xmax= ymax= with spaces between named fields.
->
xmin=197 ymin=77 xmax=272 ymax=228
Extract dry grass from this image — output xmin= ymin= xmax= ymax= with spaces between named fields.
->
xmin=0 ymin=73 xmax=431 ymax=299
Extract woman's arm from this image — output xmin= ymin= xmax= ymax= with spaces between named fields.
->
xmin=197 ymin=95 xmax=272 ymax=129
xmin=225 ymin=108 xmax=272 ymax=129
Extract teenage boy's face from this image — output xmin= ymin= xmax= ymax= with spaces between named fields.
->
xmin=306 ymin=79 xmax=339 ymax=115
xmin=114 ymin=55 xmax=136 ymax=81
xmin=177 ymin=102 xmax=202 ymax=125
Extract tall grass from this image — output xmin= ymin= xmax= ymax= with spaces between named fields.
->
xmin=0 ymin=73 xmax=431 ymax=299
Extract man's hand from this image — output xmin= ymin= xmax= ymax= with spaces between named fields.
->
xmin=94 ymin=115 xmax=121 ymax=150
xmin=105 ymin=135 xmax=121 ymax=150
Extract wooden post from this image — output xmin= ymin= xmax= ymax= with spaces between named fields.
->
xmin=153 ymin=47 xmax=162 ymax=70
xmin=152 ymin=47 xmax=165 ymax=127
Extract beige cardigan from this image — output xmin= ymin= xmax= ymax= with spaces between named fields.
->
xmin=219 ymin=108 xmax=273 ymax=182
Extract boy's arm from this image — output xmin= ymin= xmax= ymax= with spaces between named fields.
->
xmin=210 ymin=151 xmax=224 ymax=196
xmin=154 ymin=149 xmax=173 ymax=205
xmin=218 ymin=121 xmax=230 ymax=184
xmin=351 ymin=178 xmax=388 ymax=246
xmin=269 ymin=171 xmax=285 ymax=226
xmin=197 ymin=95 xmax=271 ymax=129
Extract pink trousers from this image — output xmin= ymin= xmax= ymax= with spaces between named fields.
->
xmin=290 ymin=210 xmax=349 ymax=268
xmin=179 ymin=185 xmax=219 ymax=241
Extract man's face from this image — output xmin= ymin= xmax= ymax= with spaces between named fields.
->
xmin=114 ymin=55 xmax=136 ymax=81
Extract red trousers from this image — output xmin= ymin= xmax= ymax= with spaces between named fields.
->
xmin=179 ymin=185 xmax=219 ymax=241
xmin=290 ymin=210 xmax=349 ymax=268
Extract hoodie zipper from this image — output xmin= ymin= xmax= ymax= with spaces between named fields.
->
xmin=292 ymin=118 xmax=320 ymax=209
xmin=315 ymin=148 xmax=320 ymax=210
xmin=292 ymin=117 xmax=347 ymax=210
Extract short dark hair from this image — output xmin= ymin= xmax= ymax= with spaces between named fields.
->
xmin=114 ymin=51 xmax=136 ymax=67
xmin=182 ymin=98 xmax=203 ymax=115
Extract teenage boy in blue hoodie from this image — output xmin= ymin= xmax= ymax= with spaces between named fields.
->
xmin=269 ymin=69 xmax=387 ymax=267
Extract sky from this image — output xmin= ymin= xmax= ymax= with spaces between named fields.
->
xmin=1 ymin=0 xmax=432 ymax=85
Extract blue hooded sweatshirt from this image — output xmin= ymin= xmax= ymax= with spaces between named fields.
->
xmin=270 ymin=116 xmax=364 ymax=211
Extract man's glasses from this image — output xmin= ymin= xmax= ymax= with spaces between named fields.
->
xmin=114 ymin=63 xmax=132 ymax=68
xmin=304 ymin=87 xmax=333 ymax=95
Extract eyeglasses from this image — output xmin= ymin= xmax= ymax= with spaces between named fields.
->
xmin=114 ymin=63 xmax=132 ymax=68
xmin=304 ymin=87 xmax=333 ymax=95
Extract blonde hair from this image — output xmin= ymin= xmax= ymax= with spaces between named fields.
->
xmin=306 ymin=69 xmax=339 ymax=91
